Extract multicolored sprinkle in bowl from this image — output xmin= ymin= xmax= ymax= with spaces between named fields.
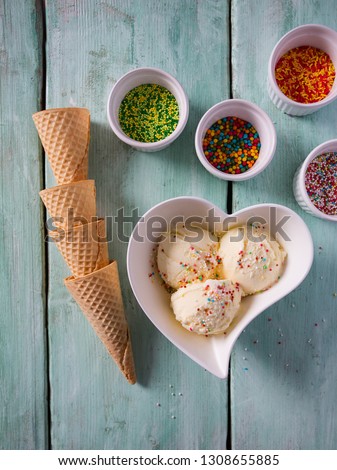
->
xmin=195 ymin=99 xmax=276 ymax=181
xmin=293 ymin=139 xmax=337 ymax=222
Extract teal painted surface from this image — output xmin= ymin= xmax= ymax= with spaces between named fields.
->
xmin=231 ymin=0 xmax=337 ymax=450
xmin=0 ymin=1 xmax=47 ymax=449
xmin=45 ymin=0 xmax=230 ymax=449
xmin=2 ymin=0 xmax=337 ymax=450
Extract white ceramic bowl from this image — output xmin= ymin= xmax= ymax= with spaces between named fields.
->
xmin=268 ymin=24 xmax=337 ymax=116
xmin=195 ymin=99 xmax=277 ymax=181
xmin=107 ymin=67 xmax=189 ymax=152
xmin=127 ymin=196 xmax=314 ymax=378
xmin=293 ymin=139 xmax=337 ymax=221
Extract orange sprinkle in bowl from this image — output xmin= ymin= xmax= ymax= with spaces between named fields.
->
xmin=275 ymin=46 xmax=335 ymax=104
xmin=268 ymin=25 xmax=337 ymax=116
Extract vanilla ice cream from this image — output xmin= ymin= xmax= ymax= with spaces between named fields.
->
xmin=157 ymin=226 xmax=219 ymax=289
xmin=171 ymin=279 xmax=242 ymax=335
xmin=218 ymin=225 xmax=286 ymax=295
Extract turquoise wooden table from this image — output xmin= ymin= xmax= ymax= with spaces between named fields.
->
xmin=1 ymin=0 xmax=337 ymax=450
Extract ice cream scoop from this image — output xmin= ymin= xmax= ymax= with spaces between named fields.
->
xmin=218 ymin=225 xmax=286 ymax=295
xmin=157 ymin=226 xmax=219 ymax=289
xmin=171 ymin=279 xmax=242 ymax=335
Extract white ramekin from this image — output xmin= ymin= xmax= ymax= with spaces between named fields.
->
xmin=268 ymin=24 xmax=337 ymax=116
xmin=293 ymin=139 xmax=337 ymax=221
xmin=195 ymin=99 xmax=277 ymax=181
xmin=107 ymin=67 xmax=189 ymax=152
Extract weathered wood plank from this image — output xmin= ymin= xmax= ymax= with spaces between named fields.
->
xmin=231 ymin=0 xmax=337 ymax=449
xmin=0 ymin=0 xmax=47 ymax=449
xmin=45 ymin=0 xmax=230 ymax=449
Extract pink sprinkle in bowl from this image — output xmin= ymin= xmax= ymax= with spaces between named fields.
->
xmin=293 ymin=139 xmax=337 ymax=222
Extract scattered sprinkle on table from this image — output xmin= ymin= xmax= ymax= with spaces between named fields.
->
xmin=305 ymin=152 xmax=337 ymax=215
xmin=118 ymin=84 xmax=179 ymax=142
xmin=275 ymin=46 xmax=335 ymax=103
xmin=202 ymin=116 xmax=261 ymax=174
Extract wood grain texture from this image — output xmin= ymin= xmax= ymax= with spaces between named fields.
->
xmin=45 ymin=0 xmax=230 ymax=449
xmin=231 ymin=0 xmax=337 ymax=450
xmin=0 ymin=0 xmax=47 ymax=449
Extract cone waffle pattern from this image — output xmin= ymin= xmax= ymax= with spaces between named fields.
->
xmin=34 ymin=107 xmax=136 ymax=384
xmin=50 ymin=219 xmax=109 ymax=278
xmin=39 ymin=180 xmax=96 ymax=228
xmin=32 ymin=108 xmax=90 ymax=184
xmin=65 ymin=261 xmax=136 ymax=384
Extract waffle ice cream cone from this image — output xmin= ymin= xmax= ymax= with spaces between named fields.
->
xmin=39 ymin=180 xmax=96 ymax=229
xmin=32 ymin=108 xmax=90 ymax=185
xmin=64 ymin=260 xmax=136 ymax=384
xmin=49 ymin=219 xmax=109 ymax=277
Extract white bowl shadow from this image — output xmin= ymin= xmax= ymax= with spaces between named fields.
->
xmin=127 ymin=197 xmax=314 ymax=378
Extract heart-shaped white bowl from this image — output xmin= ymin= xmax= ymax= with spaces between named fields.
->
xmin=127 ymin=197 xmax=314 ymax=378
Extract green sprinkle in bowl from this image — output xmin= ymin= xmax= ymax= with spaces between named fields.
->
xmin=107 ymin=67 xmax=189 ymax=152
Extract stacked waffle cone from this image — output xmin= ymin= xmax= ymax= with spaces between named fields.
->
xmin=33 ymin=107 xmax=136 ymax=384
